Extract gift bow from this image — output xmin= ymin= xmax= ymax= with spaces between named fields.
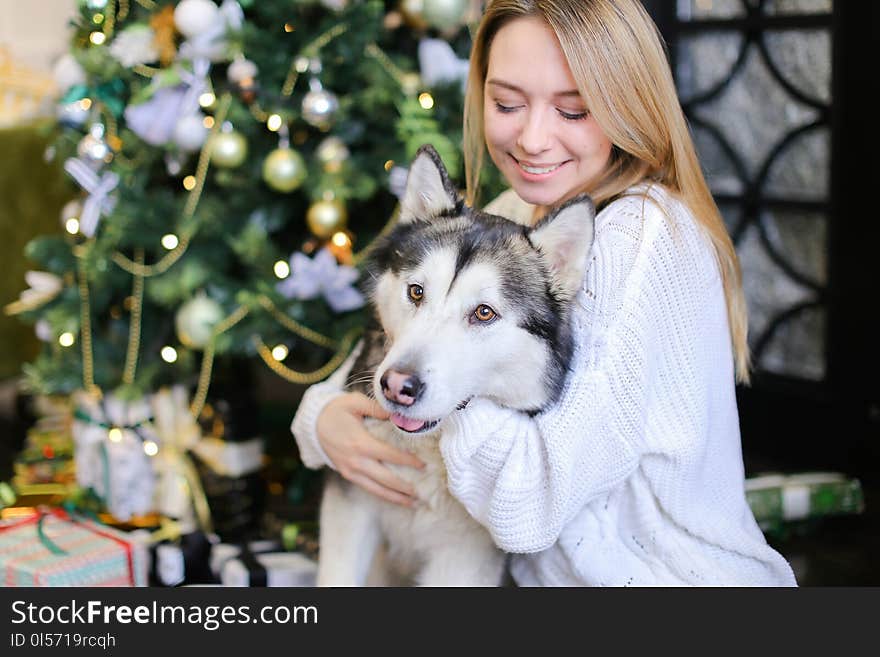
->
xmin=63 ymin=157 xmax=119 ymax=237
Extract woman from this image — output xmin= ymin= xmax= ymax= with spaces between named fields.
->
xmin=291 ymin=0 xmax=796 ymax=586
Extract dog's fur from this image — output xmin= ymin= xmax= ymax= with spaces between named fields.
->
xmin=316 ymin=145 xmax=595 ymax=586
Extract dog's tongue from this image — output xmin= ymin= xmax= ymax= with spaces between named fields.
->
xmin=390 ymin=413 xmax=426 ymax=432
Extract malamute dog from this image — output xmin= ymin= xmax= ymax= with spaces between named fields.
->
xmin=316 ymin=145 xmax=594 ymax=586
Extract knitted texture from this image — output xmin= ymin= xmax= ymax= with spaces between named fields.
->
xmin=290 ymin=185 xmax=797 ymax=586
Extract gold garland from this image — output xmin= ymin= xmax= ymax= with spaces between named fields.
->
xmin=122 ymin=249 xmax=144 ymax=385
xmin=257 ymin=296 xmax=337 ymax=349
xmin=76 ymin=252 xmax=99 ymax=397
xmin=111 ymin=93 xmax=232 ymax=277
xmin=253 ymin=329 xmax=361 ymax=385
xmin=189 ymin=305 xmax=251 ymax=418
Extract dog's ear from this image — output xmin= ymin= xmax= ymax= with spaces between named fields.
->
xmin=529 ymin=194 xmax=595 ymax=301
xmin=398 ymin=145 xmax=460 ymax=223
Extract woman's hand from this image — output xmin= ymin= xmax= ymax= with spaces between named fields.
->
xmin=316 ymin=392 xmax=426 ymax=507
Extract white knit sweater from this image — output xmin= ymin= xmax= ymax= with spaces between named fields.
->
xmin=291 ymin=185 xmax=797 ymax=587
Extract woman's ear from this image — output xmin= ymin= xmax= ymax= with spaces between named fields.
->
xmin=398 ymin=144 xmax=460 ymax=223
xmin=528 ymin=194 xmax=596 ymax=300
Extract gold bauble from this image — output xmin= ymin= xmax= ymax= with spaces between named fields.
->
xmin=306 ymin=199 xmax=348 ymax=238
xmin=262 ymin=147 xmax=307 ymax=193
xmin=209 ymin=130 xmax=248 ymax=168
xmin=399 ymin=0 xmax=429 ymax=30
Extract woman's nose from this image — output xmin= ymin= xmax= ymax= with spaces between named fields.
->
xmin=516 ymin=109 xmax=552 ymax=154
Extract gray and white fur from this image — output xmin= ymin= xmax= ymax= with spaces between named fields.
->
xmin=316 ymin=145 xmax=595 ymax=586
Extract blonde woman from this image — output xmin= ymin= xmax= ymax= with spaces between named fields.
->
xmin=292 ymin=0 xmax=796 ymax=585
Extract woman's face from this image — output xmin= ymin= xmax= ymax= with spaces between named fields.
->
xmin=483 ymin=16 xmax=613 ymax=210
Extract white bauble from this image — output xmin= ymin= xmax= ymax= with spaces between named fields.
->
xmin=52 ymin=54 xmax=86 ymax=93
xmin=175 ymin=293 xmax=224 ymax=349
xmin=174 ymin=0 xmax=221 ymax=39
xmin=173 ymin=114 xmax=209 ymax=152
xmin=227 ymin=57 xmax=258 ymax=84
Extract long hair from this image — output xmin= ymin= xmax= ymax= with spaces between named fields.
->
xmin=464 ymin=0 xmax=751 ymax=383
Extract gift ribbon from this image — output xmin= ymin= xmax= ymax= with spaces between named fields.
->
xmin=0 ymin=507 xmax=137 ymax=585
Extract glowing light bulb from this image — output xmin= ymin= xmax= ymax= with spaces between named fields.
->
xmin=161 ymin=346 xmax=178 ymax=363
xmin=89 ymin=32 xmax=106 ymax=45
xmin=183 ymin=176 xmax=196 ymax=191
xmin=418 ymin=93 xmax=434 ymax=110
xmin=161 ymin=234 xmax=179 ymax=250
xmin=272 ymin=345 xmax=289 ymax=361
xmin=199 ymin=92 xmax=216 ymax=108
xmin=58 ymin=332 xmax=75 ymax=347
xmin=65 ymin=218 xmax=80 ymax=234
xmin=267 ymin=114 xmax=283 ymax=132
xmin=274 ymin=260 xmax=290 ymax=279
xmin=108 ymin=427 xmax=123 ymax=443
xmin=143 ymin=440 xmax=159 ymax=456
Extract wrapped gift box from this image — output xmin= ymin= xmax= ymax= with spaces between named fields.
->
xmin=0 ymin=510 xmax=148 ymax=586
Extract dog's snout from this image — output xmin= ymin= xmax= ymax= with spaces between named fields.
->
xmin=380 ymin=369 xmax=424 ymax=406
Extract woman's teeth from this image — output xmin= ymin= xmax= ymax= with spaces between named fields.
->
xmin=519 ymin=161 xmax=562 ymax=174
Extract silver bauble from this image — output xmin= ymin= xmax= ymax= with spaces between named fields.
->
xmin=77 ymin=124 xmax=112 ymax=166
xmin=422 ymin=0 xmax=469 ymax=32
xmin=302 ymin=88 xmax=339 ymax=130
xmin=173 ymin=114 xmax=209 ymax=153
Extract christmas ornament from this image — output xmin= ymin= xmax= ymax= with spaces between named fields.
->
xmin=262 ymin=147 xmax=307 ymax=193
xmin=173 ymin=0 xmax=221 ymax=40
xmin=175 ymin=292 xmax=224 ymax=349
xmin=63 ymin=157 xmax=119 ymax=237
xmin=209 ymin=126 xmax=248 ymax=168
xmin=173 ymin=113 xmax=209 ymax=152
xmin=56 ymin=101 xmax=89 ymax=128
xmin=76 ymin=123 xmax=113 ymax=167
xmin=125 ymin=86 xmax=189 ymax=147
xmin=227 ymin=56 xmax=257 ymax=84
xmin=306 ymin=198 xmax=348 ymax=238
xmin=4 ymin=271 xmax=63 ymax=316
xmin=276 ymin=248 xmax=365 ymax=313
xmin=399 ymin=0 xmax=430 ymax=30
xmin=52 ymin=54 xmax=86 ymax=94
xmin=150 ymin=4 xmax=178 ymax=66
xmin=422 ymin=0 xmax=469 ymax=32
xmin=418 ymin=38 xmax=469 ymax=88
xmin=315 ymin=136 xmax=349 ymax=172
xmin=301 ymin=79 xmax=339 ymax=130
xmin=108 ymin=25 xmax=159 ymax=68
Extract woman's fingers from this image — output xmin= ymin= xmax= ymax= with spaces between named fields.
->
xmin=363 ymin=435 xmax=425 ymax=470
xmin=347 ymin=471 xmax=415 ymax=508
xmin=356 ymin=457 xmax=417 ymax=499
xmin=350 ymin=393 xmax=392 ymax=421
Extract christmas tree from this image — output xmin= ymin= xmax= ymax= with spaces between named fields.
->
xmin=5 ymin=0 xmax=501 ymax=528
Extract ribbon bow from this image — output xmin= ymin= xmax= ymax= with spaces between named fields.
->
xmin=276 ymin=248 xmax=365 ymax=313
xmin=63 ymin=157 xmax=119 ymax=237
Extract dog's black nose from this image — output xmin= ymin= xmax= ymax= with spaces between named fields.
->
xmin=380 ymin=369 xmax=424 ymax=406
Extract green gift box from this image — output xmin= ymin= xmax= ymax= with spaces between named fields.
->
xmin=0 ymin=510 xmax=148 ymax=586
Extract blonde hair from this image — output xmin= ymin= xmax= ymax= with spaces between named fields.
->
xmin=464 ymin=0 xmax=751 ymax=383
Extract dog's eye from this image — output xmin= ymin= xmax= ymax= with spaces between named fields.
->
xmin=408 ymin=284 xmax=424 ymax=304
xmin=473 ymin=304 xmax=497 ymax=323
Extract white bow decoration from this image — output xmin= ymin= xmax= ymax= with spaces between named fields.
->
xmin=63 ymin=157 xmax=119 ymax=237
xmin=276 ymin=248 xmax=365 ymax=313
xmin=418 ymin=38 xmax=470 ymax=90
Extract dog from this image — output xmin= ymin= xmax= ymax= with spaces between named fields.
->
xmin=315 ymin=145 xmax=595 ymax=586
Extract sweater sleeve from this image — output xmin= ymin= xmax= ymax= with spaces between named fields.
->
xmin=439 ymin=202 xmax=671 ymax=553
xmin=290 ymin=340 xmax=364 ymax=470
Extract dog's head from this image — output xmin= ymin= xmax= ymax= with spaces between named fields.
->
xmin=365 ymin=145 xmax=594 ymax=435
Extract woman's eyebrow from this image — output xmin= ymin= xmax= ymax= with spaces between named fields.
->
xmin=486 ymin=79 xmax=582 ymax=98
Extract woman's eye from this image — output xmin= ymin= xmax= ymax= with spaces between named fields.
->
xmin=408 ymin=284 xmax=424 ymax=304
xmin=558 ymin=108 xmax=589 ymax=121
xmin=472 ymin=304 xmax=497 ymax=323
xmin=494 ymin=101 xmax=519 ymax=113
